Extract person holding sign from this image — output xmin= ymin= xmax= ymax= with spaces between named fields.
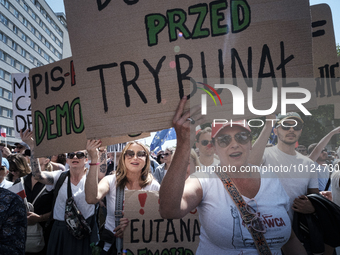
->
xmin=159 ymin=97 xmax=306 ymax=255
xmin=85 ymin=141 xmax=160 ymax=254
xmin=21 ymin=130 xmax=102 ymax=255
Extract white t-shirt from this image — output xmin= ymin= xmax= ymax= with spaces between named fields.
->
xmin=199 ymin=157 xmax=220 ymax=168
xmin=314 ymin=162 xmax=331 ymax=191
xmin=46 ymin=170 xmax=95 ymax=220
xmin=0 ymin=179 xmax=13 ymax=189
xmin=192 ymin=171 xmax=291 ymax=255
xmin=103 ymin=174 xmax=160 ymax=251
xmin=263 ymin=146 xmax=318 ymax=221
xmin=331 ymin=171 xmax=340 ymax=206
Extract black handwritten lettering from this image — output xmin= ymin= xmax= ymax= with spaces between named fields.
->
xmin=50 ymin=66 xmax=65 ymax=92
xmin=143 ymin=56 xmax=166 ymax=104
xmin=87 ymin=63 xmax=118 ymax=112
xmin=121 ymin=61 xmax=147 ymax=107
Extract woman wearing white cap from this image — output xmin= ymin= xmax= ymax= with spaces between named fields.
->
xmin=159 ymin=97 xmax=307 ymax=255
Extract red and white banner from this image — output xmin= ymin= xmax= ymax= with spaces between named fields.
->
xmin=0 ymin=128 xmax=6 ymax=138
xmin=8 ymin=181 xmax=26 ymax=200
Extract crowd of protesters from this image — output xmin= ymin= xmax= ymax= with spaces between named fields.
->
xmin=1 ymin=101 xmax=340 ymax=254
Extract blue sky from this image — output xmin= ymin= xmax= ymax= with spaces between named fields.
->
xmin=46 ymin=0 xmax=340 ymax=45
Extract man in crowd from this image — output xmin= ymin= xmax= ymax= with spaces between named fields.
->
xmin=249 ymin=113 xmax=319 ymax=220
xmin=296 ymin=145 xmax=308 ymax=155
xmin=308 ymin=126 xmax=340 ymax=192
xmin=14 ymin=142 xmax=29 ymax=154
xmin=195 ymin=127 xmax=219 ymax=167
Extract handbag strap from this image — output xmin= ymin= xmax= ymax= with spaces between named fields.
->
xmin=67 ymin=171 xmax=72 ymax=199
xmin=115 ymin=185 xmax=124 ymax=255
xmin=215 ymin=171 xmax=272 ymax=255
xmin=46 ymin=170 xmax=69 ymax=226
xmin=324 ymin=177 xmax=331 ymax=191
xmin=32 ymin=186 xmax=46 ymax=206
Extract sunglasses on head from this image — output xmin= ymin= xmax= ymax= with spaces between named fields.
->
xmin=215 ymin=132 xmax=251 ymax=148
xmin=125 ymin=150 xmax=147 ymax=159
xmin=200 ymin=140 xmax=212 ymax=146
xmin=67 ymin=152 xmax=86 ymax=159
xmin=276 ymin=123 xmax=303 ymax=131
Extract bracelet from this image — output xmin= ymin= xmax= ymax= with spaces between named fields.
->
xmin=89 ymin=162 xmax=100 ymax=166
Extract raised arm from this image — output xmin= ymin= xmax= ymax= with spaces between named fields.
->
xmin=98 ymin=147 xmax=107 ymax=180
xmin=248 ymin=115 xmax=277 ymax=166
xmin=309 ymin=126 xmax=340 ymax=162
xmin=159 ymin=97 xmax=203 ymax=219
xmin=21 ymin=129 xmax=55 ymax=185
xmin=85 ymin=140 xmax=110 ymax=204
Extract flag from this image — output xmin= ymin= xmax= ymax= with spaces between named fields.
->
xmin=8 ymin=181 xmax=26 ymax=200
xmin=150 ymin=128 xmax=177 ymax=153
xmin=268 ymin=126 xmax=277 ymax=145
xmin=0 ymin=128 xmax=6 ymax=138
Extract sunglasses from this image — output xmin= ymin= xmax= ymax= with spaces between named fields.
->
xmin=200 ymin=140 xmax=212 ymax=146
xmin=67 ymin=152 xmax=86 ymax=159
xmin=322 ymin=148 xmax=328 ymax=153
xmin=125 ymin=150 xmax=147 ymax=159
xmin=277 ymin=123 xmax=303 ymax=131
xmin=215 ymin=132 xmax=251 ymax=148
xmin=245 ymin=198 xmax=267 ymax=233
xmin=163 ymin=153 xmax=171 ymax=157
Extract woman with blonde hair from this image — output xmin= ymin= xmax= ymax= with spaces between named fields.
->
xmin=85 ymin=141 xmax=160 ymax=254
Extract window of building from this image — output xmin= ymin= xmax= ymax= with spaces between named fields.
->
xmin=21 ymin=48 xmax=26 ymax=58
xmin=3 ymin=90 xmax=12 ymax=101
xmin=0 ymin=50 xmax=4 ymax=61
xmin=0 ymin=14 xmax=8 ymax=26
xmin=12 ymin=24 xmax=18 ymax=34
xmin=0 ymin=32 xmax=7 ymax=43
xmin=12 ymin=41 xmax=17 ymax=50
xmin=13 ymin=9 xmax=19 ymax=18
xmin=44 ymin=52 xmax=49 ymax=61
xmin=21 ymin=33 xmax=26 ymax=41
xmin=0 ymin=69 xmax=4 ymax=79
xmin=29 ymin=54 xmax=34 ymax=63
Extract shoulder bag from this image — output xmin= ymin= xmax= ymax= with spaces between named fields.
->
xmin=25 ymin=177 xmax=46 ymax=253
xmin=215 ymin=172 xmax=272 ymax=255
xmin=64 ymin=171 xmax=92 ymax=240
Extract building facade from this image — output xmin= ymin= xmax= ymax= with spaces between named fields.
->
xmin=0 ymin=0 xmax=71 ymax=146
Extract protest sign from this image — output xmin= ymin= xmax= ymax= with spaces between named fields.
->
xmin=29 ymin=58 xmax=150 ymax=157
xmin=311 ymin=4 xmax=340 ymax=107
xmin=123 ymin=190 xmax=200 ymax=254
xmin=12 ymin=73 xmax=32 ymax=138
xmin=333 ymin=55 xmax=340 ymax=119
xmin=64 ymin=0 xmax=316 ymax=138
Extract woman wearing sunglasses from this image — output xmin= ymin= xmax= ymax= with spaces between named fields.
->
xmin=153 ymin=147 xmax=175 ymax=184
xmin=85 ymin=141 xmax=160 ymax=254
xmin=21 ymin=130 xmax=102 ymax=255
xmin=159 ymin=97 xmax=306 ymax=255
xmin=7 ymin=153 xmax=31 ymax=182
